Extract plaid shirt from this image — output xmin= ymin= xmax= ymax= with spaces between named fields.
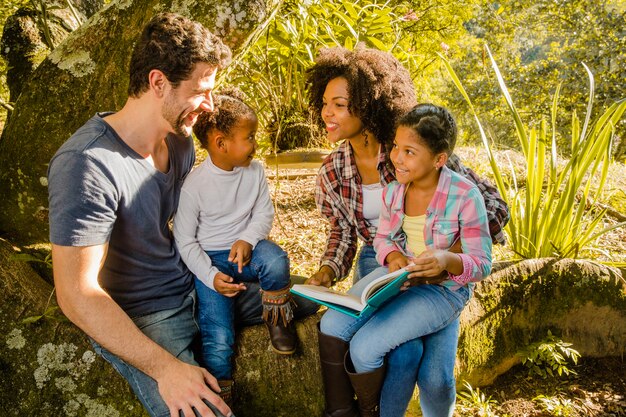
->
xmin=315 ymin=142 xmax=509 ymax=280
xmin=374 ymin=167 xmax=493 ymax=290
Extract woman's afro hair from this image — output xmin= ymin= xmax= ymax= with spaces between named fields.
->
xmin=305 ymin=45 xmax=417 ymax=148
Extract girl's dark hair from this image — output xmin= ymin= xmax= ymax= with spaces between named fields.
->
xmin=193 ymin=88 xmax=256 ymax=150
xmin=305 ymin=46 xmax=416 ymax=148
xmin=397 ymin=103 xmax=457 ymax=155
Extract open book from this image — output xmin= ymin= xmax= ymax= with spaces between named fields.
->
xmin=290 ymin=267 xmax=410 ymax=318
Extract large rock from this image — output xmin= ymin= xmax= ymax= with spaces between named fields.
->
xmin=456 ymin=258 xmax=626 ymax=386
xmin=2 ymin=249 xmax=625 ymax=415
xmin=0 ymin=0 xmax=283 ymax=244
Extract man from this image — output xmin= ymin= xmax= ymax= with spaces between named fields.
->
xmin=48 ymin=13 xmax=233 ymax=417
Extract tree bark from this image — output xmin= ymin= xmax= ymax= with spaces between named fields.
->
xmin=0 ymin=238 xmax=145 ymax=416
xmin=0 ymin=1 xmax=104 ymax=106
xmin=0 ymin=0 xmax=283 ymax=244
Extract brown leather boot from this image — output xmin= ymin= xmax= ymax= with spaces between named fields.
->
xmin=262 ymin=286 xmax=297 ymax=355
xmin=318 ymin=324 xmax=359 ymax=417
xmin=217 ymin=379 xmax=234 ymax=408
xmin=345 ymin=352 xmax=387 ymax=417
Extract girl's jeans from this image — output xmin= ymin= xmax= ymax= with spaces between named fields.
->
xmin=346 ymin=248 xmax=469 ymax=417
xmin=195 ymin=239 xmax=291 ymax=380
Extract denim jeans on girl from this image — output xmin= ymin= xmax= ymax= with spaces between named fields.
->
xmin=90 ymin=291 xmax=230 ymax=417
xmin=323 ymin=261 xmax=470 ymax=417
xmin=195 ymin=239 xmax=291 ymax=380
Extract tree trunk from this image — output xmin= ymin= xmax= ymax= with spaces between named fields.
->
xmin=3 ymin=249 xmax=624 ymax=415
xmin=0 ymin=238 xmax=145 ymax=416
xmin=0 ymin=1 xmax=104 ymax=106
xmin=0 ymin=0 xmax=283 ymax=244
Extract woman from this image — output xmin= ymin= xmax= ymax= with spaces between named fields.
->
xmin=305 ymin=46 xmax=509 ymax=417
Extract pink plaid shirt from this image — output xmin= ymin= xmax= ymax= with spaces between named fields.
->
xmin=315 ymin=141 xmax=506 ymax=280
xmin=374 ymin=166 xmax=493 ymax=289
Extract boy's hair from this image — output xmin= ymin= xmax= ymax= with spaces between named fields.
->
xmin=397 ymin=103 xmax=458 ymax=155
xmin=193 ymin=88 xmax=257 ymax=150
xmin=128 ymin=13 xmax=232 ymax=97
xmin=305 ymin=45 xmax=416 ymax=148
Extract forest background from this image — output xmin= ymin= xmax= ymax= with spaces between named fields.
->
xmin=0 ymin=0 xmax=625 ymax=416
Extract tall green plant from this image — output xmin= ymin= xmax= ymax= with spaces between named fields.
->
xmin=441 ymin=45 xmax=626 ymax=259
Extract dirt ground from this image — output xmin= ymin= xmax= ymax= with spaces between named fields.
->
xmin=265 ymin=149 xmax=626 ymax=416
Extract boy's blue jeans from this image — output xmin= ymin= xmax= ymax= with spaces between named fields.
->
xmin=351 ymin=246 xmax=466 ymax=417
xmin=195 ymin=239 xmax=292 ymax=380
xmin=90 ymin=291 xmax=230 ymax=417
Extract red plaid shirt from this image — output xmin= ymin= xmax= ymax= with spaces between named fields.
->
xmin=315 ymin=142 xmax=509 ymax=280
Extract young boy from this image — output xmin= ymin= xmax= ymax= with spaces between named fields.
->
xmin=174 ymin=90 xmax=298 ymax=403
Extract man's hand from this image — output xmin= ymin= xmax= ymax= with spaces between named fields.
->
xmin=213 ymin=272 xmax=246 ymax=297
xmin=157 ymin=359 xmax=232 ymax=417
xmin=305 ymin=265 xmax=336 ymax=288
xmin=228 ymin=240 xmax=252 ymax=273
xmin=384 ymin=251 xmax=409 ymax=273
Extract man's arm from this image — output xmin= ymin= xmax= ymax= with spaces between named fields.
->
xmin=52 ymin=244 xmax=231 ymax=417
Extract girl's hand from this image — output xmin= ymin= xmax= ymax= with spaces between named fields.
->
xmin=402 ymin=250 xmax=451 ymax=289
xmin=228 ymin=240 xmax=252 ymax=273
xmin=214 ymin=272 xmax=246 ymax=297
xmin=385 ymin=251 xmax=409 ymax=273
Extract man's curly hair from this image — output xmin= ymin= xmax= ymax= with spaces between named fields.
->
xmin=305 ymin=46 xmax=417 ymax=149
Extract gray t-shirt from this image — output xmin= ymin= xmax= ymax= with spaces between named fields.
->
xmin=48 ymin=113 xmax=195 ymax=317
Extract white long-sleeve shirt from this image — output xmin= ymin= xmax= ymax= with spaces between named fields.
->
xmin=174 ymin=156 xmax=274 ymax=290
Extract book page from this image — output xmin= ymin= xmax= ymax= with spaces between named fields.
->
xmin=291 ymin=284 xmax=365 ymax=311
xmin=360 ymin=267 xmax=409 ymax=305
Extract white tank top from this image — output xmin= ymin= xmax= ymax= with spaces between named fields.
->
xmin=362 ymin=183 xmax=384 ymax=227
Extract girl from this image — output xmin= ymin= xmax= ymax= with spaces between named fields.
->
xmin=319 ymin=104 xmax=493 ymax=416
xmin=174 ymin=90 xmax=299 ymax=406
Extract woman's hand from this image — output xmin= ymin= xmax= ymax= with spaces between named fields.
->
xmin=305 ymin=265 xmax=336 ymax=288
xmin=385 ymin=251 xmax=409 ymax=273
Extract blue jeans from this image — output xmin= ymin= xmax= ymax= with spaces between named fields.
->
xmin=353 ymin=244 xmax=380 ymax=283
xmin=90 ymin=291 xmax=229 ymax=417
xmin=195 ymin=240 xmax=292 ymax=379
xmin=331 ymin=255 xmax=469 ymax=417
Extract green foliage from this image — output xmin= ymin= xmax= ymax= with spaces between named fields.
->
xmin=444 ymin=0 xmax=626 ymax=151
xmin=230 ymin=0 xmax=476 ymax=151
xmin=533 ymin=395 xmax=576 ymax=416
xmin=457 ymin=381 xmax=499 ymax=416
xmin=11 ymin=251 xmax=52 ymax=269
xmin=442 ymin=45 xmax=626 ymax=259
xmin=517 ymin=331 xmax=581 ymax=379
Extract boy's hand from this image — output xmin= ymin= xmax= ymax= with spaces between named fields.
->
xmin=214 ymin=272 xmax=246 ymax=297
xmin=385 ymin=251 xmax=409 ymax=273
xmin=228 ymin=240 xmax=252 ymax=273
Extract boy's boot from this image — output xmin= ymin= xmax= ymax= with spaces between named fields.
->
xmin=346 ymin=352 xmax=387 ymax=417
xmin=318 ymin=324 xmax=359 ymax=417
xmin=218 ymin=380 xmax=234 ymax=408
xmin=261 ymin=286 xmax=297 ymax=355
